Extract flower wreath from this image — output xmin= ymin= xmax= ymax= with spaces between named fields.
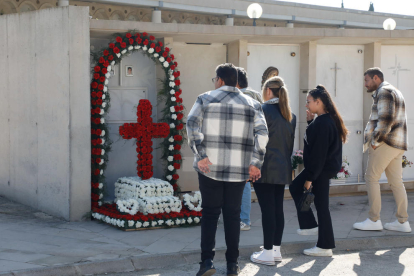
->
xmin=90 ymin=31 xmax=186 ymax=210
xmin=183 ymin=191 xmax=203 ymax=212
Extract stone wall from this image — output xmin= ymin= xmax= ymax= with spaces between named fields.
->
xmin=0 ymin=6 xmax=91 ymax=221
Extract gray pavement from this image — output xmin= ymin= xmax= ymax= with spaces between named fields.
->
xmin=0 ymin=193 xmax=413 ymax=275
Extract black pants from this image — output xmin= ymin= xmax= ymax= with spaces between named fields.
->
xmin=289 ymin=169 xmax=336 ymax=249
xmin=198 ymin=173 xmax=245 ymax=263
xmin=253 ymin=183 xmax=285 ymax=249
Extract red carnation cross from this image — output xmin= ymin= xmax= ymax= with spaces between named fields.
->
xmin=119 ymin=99 xmax=170 ymax=180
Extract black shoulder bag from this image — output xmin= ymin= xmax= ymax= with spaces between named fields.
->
xmin=299 ymin=186 xmax=315 ymax=212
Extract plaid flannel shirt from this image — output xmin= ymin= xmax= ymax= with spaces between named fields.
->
xmin=364 ymin=81 xmax=408 ymax=152
xmin=240 ymin=87 xmax=264 ymax=104
xmin=186 ymin=85 xmax=269 ymax=182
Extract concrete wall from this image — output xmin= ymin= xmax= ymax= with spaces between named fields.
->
xmin=0 ymin=6 xmax=91 ymax=221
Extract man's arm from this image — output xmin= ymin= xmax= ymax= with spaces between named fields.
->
xmin=371 ymin=91 xmax=395 ymax=147
xmin=186 ymin=96 xmax=208 ymax=159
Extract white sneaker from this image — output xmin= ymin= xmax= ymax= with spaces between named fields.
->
xmin=384 ymin=220 xmax=412 ymax=233
xmin=303 ymin=246 xmax=333 ymax=257
xmin=259 ymin=246 xmax=282 ymax=262
xmin=297 ymin=227 xmax=318 ymax=235
xmin=353 ymin=218 xmax=383 ymax=231
xmin=240 ymin=222 xmax=251 ymax=231
xmin=250 ymin=249 xmax=275 ymax=266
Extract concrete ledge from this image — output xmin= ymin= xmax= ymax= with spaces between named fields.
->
xmin=4 ymin=235 xmax=414 ymax=276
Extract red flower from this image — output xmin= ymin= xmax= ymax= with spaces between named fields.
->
xmin=99 ymin=76 xmax=105 ymax=83
xmin=155 ymin=46 xmax=161 ymax=53
xmin=150 ymin=43 xmax=155 ymax=48
xmin=121 ymin=42 xmax=126 ymax=48
xmin=91 ymin=82 xmax=98 ymax=89
xmin=177 ymin=123 xmax=184 ymax=130
xmin=103 ymin=50 xmax=109 ymax=56
xmin=96 ymin=99 xmax=103 ymax=105
xmin=175 ymin=80 xmax=181 ymax=86
xmin=98 ymin=84 xmax=104 ymax=91
xmin=136 ymin=38 xmax=142 ymax=44
xmin=177 ymin=113 xmax=184 ymax=120
xmin=172 ymin=174 xmax=179 ymax=180
xmin=91 ymin=193 xmax=99 ymax=201
xmin=143 ymin=39 xmax=149 ymax=45
xmin=174 ymin=154 xmax=182 ymax=160
xmin=149 ymin=35 xmax=155 ymax=41
xmin=103 ymin=61 xmax=110 ymax=68
xmin=116 ymin=36 xmax=122 ymax=43
xmin=102 ymin=68 xmax=108 ymax=74
xmin=126 ymin=33 xmax=132 ymax=38
xmin=158 ymin=41 xmax=163 ymax=47
xmin=174 ymin=144 xmax=181 ymax=150
xmin=94 ymin=66 xmax=101 ymax=72
xmin=97 ymin=91 xmax=103 ymax=98
xmin=94 ymin=169 xmax=100 ymax=176
xmin=170 ymin=65 xmax=176 ymax=70
xmin=96 ymin=158 xmax=102 ymax=164
xmin=91 ymin=91 xmax=97 ymax=98
xmin=171 ymin=54 xmax=175 ymax=60
xmin=109 ymin=43 xmax=115 ymax=49
xmin=95 ymin=129 xmax=102 ymax=135
xmin=113 ymin=47 xmax=120 ymax=54
xmin=162 ymin=51 xmax=168 ymax=57
xmin=174 ymin=135 xmax=183 ymax=141
xmin=135 ymin=33 xmax=141 ymax=38
xmin=165 ymin=47 xmax=170 ymax=52
xmin=173 ymin=163 xmax=180 ymax=170
xmin=166 ymin=57 xmax=172 ymax=63
xmin=174 ymin=62 xmax=178 ymax=66
xmin=143 ymin=32 xmax=148 ymax=37
xmin=174 ymin=105 xmax=180 ymax=112
xmin=108 ymin=55 xmax=114 ymax=61
xmin=94 ymin=73 xmax=100 ymax=80
xmin=99 ymin=57 xmax=105 ymax=64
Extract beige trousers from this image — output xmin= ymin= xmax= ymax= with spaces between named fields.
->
xmin=365 ymin=143 xmax=408 ymax=223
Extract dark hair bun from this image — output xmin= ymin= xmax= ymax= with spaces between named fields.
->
xmin=316 ymin=85 xmax=326 ymax=91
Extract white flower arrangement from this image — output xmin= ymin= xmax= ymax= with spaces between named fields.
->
xmin=171 ymin=97 xmax=176 ymax=102
xmin=100 ymin=130 xmax=105 ymax=137
xmin=171 ymin=114 xmax=177 ymax=120
xmin=168 ymin=156 xmax=174 ymax=162
xmin=170 ymin=106 xmax=176 ymax=112
xmin=128 ymin=46 xmax=133 ymax=51
xmin=121 ymin=49 xmax=127 ymax=54
xmin=111 ymin=61 xmax=116 ymax=66
xmin=100 ymin=118 xmax=105 ymax=124
xmin=169 ymin=145 xmax=174 ymax=151
xmin=148 ymin=48 xmax=154 ymax=54
xmin=169 ymin=82 xmax=175 ymax=87
xmin=194 ymin=217 xmax=200 ymax=223
xmin=159 ymin=57 xmax=165 ymax=62
xmin=143 ymin=46 xmax=148 ymax=51
xmin=333 ymin=160 xmax=352 ymax=179
xmin=170 ymin=123 xmax=175 ymax=128
xmin=183 ymin=191 xmax=203 ymax=212
xmin=170 ymin=76 xmax=175 ymax=81
xmin=116 ymin=199 xmax=139 ymax=215
xmin=153 ymin=53 xmax=159 ymax=57
xmin=116 ymin=53 xmax=121 ymax=58
xmin=168 ymin=137 xmax=174 ymax=143
xmin=102 ymin=94 xmax=106 ymax=100
xmin=134 ymin=45 xmax=141 ymax=50
xmin=168 ymin=165 xmax=174 ymax=171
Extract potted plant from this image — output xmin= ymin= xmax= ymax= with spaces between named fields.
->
xmin=291 ymin=150 xmax=303 ymax=179
xmin=402 ymin=155 xmax=413 ymax=179
xmin=330 ymin=159 xmax=352 ymax=185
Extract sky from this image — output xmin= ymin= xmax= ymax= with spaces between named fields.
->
xmin=275 ymin=0 xmax=414 ymax=16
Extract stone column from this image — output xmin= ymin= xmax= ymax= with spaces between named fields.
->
xmin=227 ymin=40 xmax=248 ymax=69
xmin=152 ymin=8 xmax=162 ymax=23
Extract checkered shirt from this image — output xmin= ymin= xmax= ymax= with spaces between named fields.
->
xmin=364 ymin=81 xmax=408 ymax=152
xmin=186 ymin=86 xmax=269 ymax=182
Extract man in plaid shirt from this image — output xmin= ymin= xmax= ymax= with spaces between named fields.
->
xmin=354 ymin=67 xmax=411 ymax=233
xmin=187 ymin=63 xmax=268 ymax=276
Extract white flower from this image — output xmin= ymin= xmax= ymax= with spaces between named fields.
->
xmin=171 ymin=114 xmax=177 ymax=120
xmin=102 ymin=102 xmax=107 ymax=108
xmin=100 ymin=118 xmax=105 ymax=124
xmin=143 ymin=46 xmax=148 ymax=51
xmin=170 ymin=76 xmax=175 ymax=81
xmin=100 ymin=139 xmax=105 ymax=145
xmin=103 ymin=86 xmax=108 ymax=92
xmin=170 ymin=90 xmax=176 ymax=95
xmin=169 ymin=137 xmax=174 ymax=142
xmin=166 ymin=175 xmax=172 ymax=181
xmin=98 ymin=201 xmax=102 ymax=206
xmin=136 ymin=221 xmax=142 ymax=228
xmin=99 ymin=193 xmax=103 ymax=199
xmin=187 ymin=217 xmax=193 ymax=224
xmin=99 ymin=159 xmax=104 ymax=165
xmin=128 ymin=46 xmax=133 ymax=51
xmin=99 ymin=183 xmax=103 ymax=189
xmin=194 ymin=217 xmax=200 ymax=223
xmin=100 ymin=109 xmax=105 ymax=115
xmin=175 ymin=219 xmax=181 ymax=225
xmin=170 ymin=123 xmax=175 ymax=128
xmin=153 ymin=53 xmax=159 ymax=57
xmin=143 ymin=221 xmax=149 ymax=227
xmin=107 ymin=65 xmax=112 ymax=72
xmin=105 ymin=73 xmax=111 ymax=78
xmin=165 ymin=207 xmax=171 ymax=213
xmin=158 ymin=220 xmax=164 ymax=225
xmin=148 ymin=48 xmax=154 ymax=53
xmin=159 ymin=57 xmax=165 ymax=62
xmin=121 ymin=49 xmax=127 ymax=54
xmin=166 ymin=219 xmax=172 ymax=226
xmin=171 ymin=97 xmax=176 ymax=102
xmin=101 ymin=149 xmax=105 ymax=155
xmin=100 ymin=170 xmax=103 ymax=175
xmin=163 ymin=61 xmax=170 ymax=68
xmin=100 ymin=130 xmax=105 ymax=137
xmin=111 ymin=61 xmax=116 ymax=66
xmin=168 ymin=165 xmax=174 ymax=171
xmin=169 ymin=82 xmax=175 ymax=88
xmin=170 ymin=106 xmax=175 ymax=112
xmin=116 ymin=53 xmax=121 ymax=58
xmin=128 ymin=220 xmax=135 ymax=227
xmin=102 ymin=94 xmax=106 ymax=100
xmin=181 ymin=219 xmax=185 ymax=224
xmin=168 ymin=156 xmax=174 ymax=162
xmin=151 ymin=221 xmax=157 ymax=227
xmin=134 ymin=45 xmax=141 ymax=50
xmin=169 ymin=145 xmax=174 ymax=151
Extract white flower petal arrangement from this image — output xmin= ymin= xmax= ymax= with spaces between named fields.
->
xmin=183 ymin=191 xmax=203 ymax=212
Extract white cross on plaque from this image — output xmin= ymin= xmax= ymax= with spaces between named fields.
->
xmin=330 ymin=63 xmax=341 ymax=97
xmin=388 ymin=55 xmax=410 ymax=88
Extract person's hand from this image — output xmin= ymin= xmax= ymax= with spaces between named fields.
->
xmin=304 ymin=181 xmax=312 ymax=190
xmin=198 ymin=158 xmax=212 ymax=174
xmin=306 ymin=110 xmax=315 ymax=121
xmin=371 ymin=145 xmax=377 ymax=150
xmin=248 ymin=165 xmax=261 ymax=183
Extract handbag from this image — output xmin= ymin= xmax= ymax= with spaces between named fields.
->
xmin=299 ymin=186 xmax=315 ymax=212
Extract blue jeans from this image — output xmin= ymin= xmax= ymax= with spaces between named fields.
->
xmin=240 ymin=182 xmax=251 ymax=225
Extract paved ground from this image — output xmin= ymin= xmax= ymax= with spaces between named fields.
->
xmin=0 ymin=193 xmax=413 ymax=275
xmin=98 ymin=247 xmax=414 ymax=276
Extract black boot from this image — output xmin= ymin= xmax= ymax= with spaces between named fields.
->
xmin=227 ymin=262 xmax=240 ymax=276
xmin=196 ymin=259 xmax=216 ymax=276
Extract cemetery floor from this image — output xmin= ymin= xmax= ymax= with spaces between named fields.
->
xmin=0 ymin=193 xmax=413 ymax=276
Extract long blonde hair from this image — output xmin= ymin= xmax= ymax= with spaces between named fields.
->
xmin=262 ymin=76 xmax=292 ymax=122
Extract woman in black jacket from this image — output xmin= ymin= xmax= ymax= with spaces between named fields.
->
xmin=289 ymin=85 xmax=348 ymax=257
xmin=250 ymin=76 xmax=296 ymax=266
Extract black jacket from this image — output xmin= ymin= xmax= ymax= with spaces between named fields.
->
xmin=304 ymin=114 xmax=342 ymax=182
xmin=256 ymin=100 xmax=296 ymax=185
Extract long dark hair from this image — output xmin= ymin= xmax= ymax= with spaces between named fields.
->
xmin=308 ymin=85 xmax=348 ymax=143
